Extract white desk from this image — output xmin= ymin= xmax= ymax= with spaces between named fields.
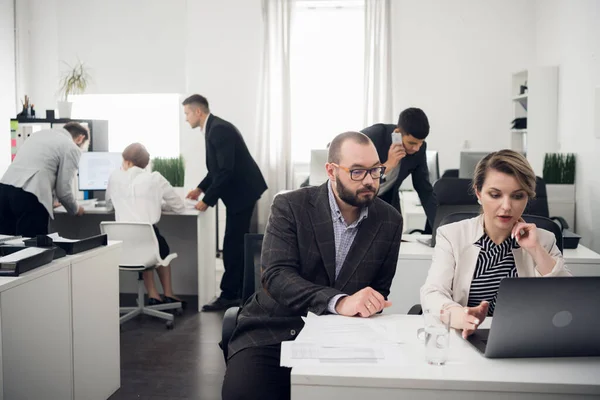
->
xmin=389 ymin=234 xmax=600 ymax=314
xmin=52 ymin=203 xmax=217 ymax=310
xmin=0 ymin=243 xmax=121 ymax=400
xmin=291 ymin=315 xmax=600 ymax=399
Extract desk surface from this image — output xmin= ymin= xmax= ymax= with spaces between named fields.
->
xmin=292 ymin=315 xmax=600 ymax=396
xmin=400 ymin=234 xmax=600 ymax=264
xmin=54 ymin=204 xmax=200 ymax=216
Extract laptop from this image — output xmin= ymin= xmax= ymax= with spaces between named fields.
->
xmin=467 ymin=277 xmax=600 ymax=358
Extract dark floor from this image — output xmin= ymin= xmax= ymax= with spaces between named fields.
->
xmin=109 ymin=295 xmax=226 ymax=400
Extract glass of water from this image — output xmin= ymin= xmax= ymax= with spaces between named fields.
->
xmin=419 ymin=309 xmax=451 ymax=365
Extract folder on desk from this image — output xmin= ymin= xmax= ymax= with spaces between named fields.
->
xmin=0 ymin=246 xmax=56 ymax=276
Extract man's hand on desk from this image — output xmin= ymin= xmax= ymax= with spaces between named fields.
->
xmin=335 ymin=287 xmax=392 ymax=318
xmin=195 ymin=200 xmax=209 ymax=212
xmin=76 ymin=206 xmax=85 ymax=216
xmin=186 ymin=188 xmax=203 ymax=200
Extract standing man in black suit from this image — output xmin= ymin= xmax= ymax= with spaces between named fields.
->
xmin=361 ymin=108 xmax=436 ymax=227
xmin=183 ymin=94 xmax=267 ymax=311
xmin=222 ymin=131 xmax=403 ymax=400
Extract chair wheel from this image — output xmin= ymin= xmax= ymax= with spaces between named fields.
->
xmin=166 ymin=321 xmax=174 ymax=330
xmin=175 ymin=308 xmax=183 ymax=316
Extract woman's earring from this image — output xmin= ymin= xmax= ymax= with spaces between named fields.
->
xmin=477 ymin=199 xmax=482 ymax=205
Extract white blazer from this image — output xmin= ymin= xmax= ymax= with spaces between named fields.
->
xmin=420 ymin=215 xmax=571 ymax=314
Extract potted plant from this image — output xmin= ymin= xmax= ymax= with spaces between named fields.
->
xmin=57 ymin=60 xmax=91 ymax=119
xmin=151 ymin=155 xmax=186 ymax=196
xmin=543 ymin=153 xmax=576 ymax=225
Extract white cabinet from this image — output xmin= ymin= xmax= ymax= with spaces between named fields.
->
xmin=1 ymin=266 xmax=73 ymax=400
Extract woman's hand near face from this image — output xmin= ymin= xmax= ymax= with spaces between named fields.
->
xmin=513 ymin=218 xmax=557 ymax=275
xmin=511 ymin=219 xmax=539 ymax=250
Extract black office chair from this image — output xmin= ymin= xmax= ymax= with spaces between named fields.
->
xmin=524 ymin=176 xmax=570 ymax=230
xmin=441 ymin=169 xmax=459 ymax=178
xmin=408 ymin=178 xmax=479 ymax=245
xmin=424 ymin=178 xmax=479 ymax=247
xmin=407 ymin=212 xmax=564 ymax=314
xmin=221 ymin=233 xmax=264 ymax=362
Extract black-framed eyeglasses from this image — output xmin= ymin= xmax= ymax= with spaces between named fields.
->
xmin=332 ymin=164 xmax=386 ymax=181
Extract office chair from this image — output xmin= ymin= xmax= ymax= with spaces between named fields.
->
xmin=221 ymin=233 xmax=264 ymax=362
xmin=441 ymin=169 xmax=459 ymax=178
xmin=417 ymin=178 xmax=479 ymax=247
xmin=406 ymin=212 xmax=564 ymax=314
xmin=100 ymin=222 xmax=183 ymax=329
xmin=524 ymin=176 xmax=570 ymax=230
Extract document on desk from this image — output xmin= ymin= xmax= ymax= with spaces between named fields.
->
xmin=280 ymin=313 xmax=410 ymax=367
xmin=0 ymin=247 xmax=48 ymax=263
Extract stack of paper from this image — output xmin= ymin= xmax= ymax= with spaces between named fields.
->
xmin=280 ymin=313 xmax=416 ymax=367
xmin=47 ymin=233 xmax=79 ymax=243
xmin=0 ymin=247 xmax=48 ymax=263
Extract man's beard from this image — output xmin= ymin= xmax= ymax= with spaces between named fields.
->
xmin=336 ymin=175 xmax=378 ymax=208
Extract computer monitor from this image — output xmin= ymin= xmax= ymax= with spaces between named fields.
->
xmin=459 ymin=151 xmax=490 ymax=179
xmin=426 ymin=150 xmax=440 ymax=183
xmin=78 ymin=152 xmax=123 ymax=191
xmin=309 ymin=149 xmax=329 ymax=186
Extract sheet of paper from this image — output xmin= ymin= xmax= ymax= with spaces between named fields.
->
xmin=291 ymin=343 xmax=384 ymax=360
xmin=0 ymin=234 xmax=21 ymax=243
xmin=0 ymin=247 xmax=48 ymax=263
xmin=184 ymin=199 xmax=199 ymax=209
xmin=2 ymin=238 xmax=26 ymax=245
xmin=48 ymin=233 xmax=78 ymax=243
xmin=298 ymin=312 xmax=400 ymax=345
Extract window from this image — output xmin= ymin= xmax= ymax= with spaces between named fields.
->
xmin=290 ymin=0 xmax=365 ymax=163
xmin=70 ymin=94 xmax=180 ymax=158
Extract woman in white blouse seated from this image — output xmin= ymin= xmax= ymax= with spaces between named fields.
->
xmin=420 ymin=149 xmax=571 ymax=339
xmin=106 ymin=143 xmax=186 ymax=306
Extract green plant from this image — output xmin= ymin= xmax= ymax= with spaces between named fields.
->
xmin=151 ymin=156 xmax=185 ymax=187
xmin=58 ymin=60 xmax=91 ymax=101
xmin=543 ymin=153 xmax=576 ymax=184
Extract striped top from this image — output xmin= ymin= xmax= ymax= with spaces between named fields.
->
xmin=467 ymin=233 xmax=519 ymax=316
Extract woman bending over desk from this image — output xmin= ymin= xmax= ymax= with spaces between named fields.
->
xmin=106 ymin=143 xmax=186 ymax=307
xmin=420 ymin=150 xmax=570 ymax=338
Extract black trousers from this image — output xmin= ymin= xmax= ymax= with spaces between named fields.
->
xmin=0 ymin=183 xmax=49 ymax=237
xmin=222 ymin=344 xmax=291 ymax=400
xmin=220 ymin=203 xmax=255 ymax=300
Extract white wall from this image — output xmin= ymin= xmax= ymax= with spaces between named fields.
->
xmin=0 ymin=0 xmax=16 ymax=174
xmin=391 ymin=0 xmax=536 ymax=175
xmin=18 ymin=0 xmax=187 ymax=112
xmin=15 ymin=0 xmax=263 ymax=191
xmin=182 ymin=0 xmax=262 ymax=189
xmin=534 ymin=0 xmax=600 ymax=251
